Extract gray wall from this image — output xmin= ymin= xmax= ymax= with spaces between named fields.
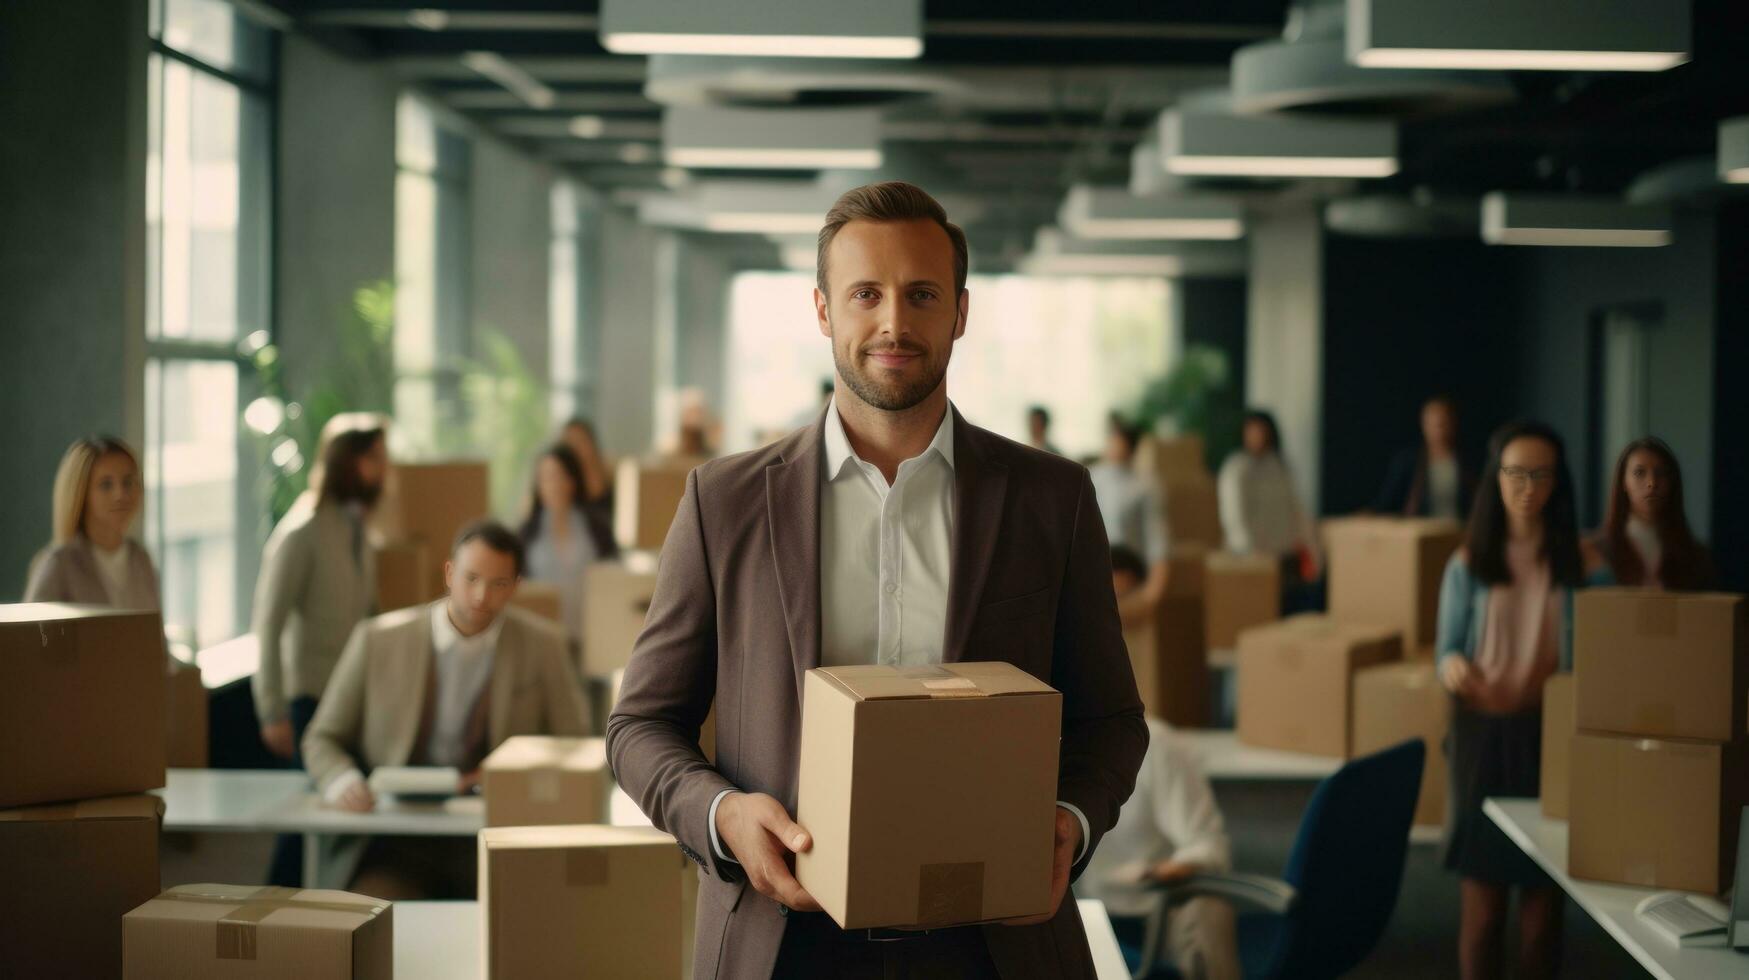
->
xmin=275 ymin=33 xmax=397 ymax=396
xmin=1246 ymin=204 xmax=1325 ymax=515
xmin=0 ymin=1 xmax=147 ymax=599
xmin=471 ymin=136 xmax=554 ymax=376
xmin=591 ymin=207 xmax=665 ymax=456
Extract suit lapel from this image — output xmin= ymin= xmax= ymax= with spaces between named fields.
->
xmin=767 ymin=415 xmax=825 ymax=698
xmin=944 ymin=410 xmax=1009 ymax=663
xmin=393 ymin=605 xmax=436 ymax=765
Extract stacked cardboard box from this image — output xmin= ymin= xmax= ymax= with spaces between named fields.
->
xmin=1538 ymin=673 xmax=1574 ymax=819
xmin=482 ymin=736 xmax=610 ymax=828
xmin=166 ymin=660 xmax=208 ymax=769
xmin=1351 ymin=660 xmax=1449 ymax=826
xmin=1236 ymin=615 xmax=1401 ymax=757
xmin=584 ymin=559 xmax=660 ymax=679
xmin=375 ymin=460 xmax=491 ymax=601
xmin=1147 ymin=435 xmax=1223 ymax=551
xmin=614 ymin=457 xmax=706 ymax=553
xmin=1 ymin=604 xmax=171 ymax=975
xmin=1204 ymin=552 xmax=1280 ymax=652
xmin=480 ymin=825 xmax=696 ymax=979
xmin=124 ymin=883 xmax=392 ymax=978
xmin=373 ymin=539 xmax=430 ymax=612
xmin=1568 ymin=589 xmax=1748 ymax=894
xmin=1124 ymin=597 xmax=1209 ymax=728
xmin=1323 ymin=517 xmax=1463 ymax=650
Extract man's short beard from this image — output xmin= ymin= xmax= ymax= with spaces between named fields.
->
xmin=832 ymin=339 xmax=949 ymax=412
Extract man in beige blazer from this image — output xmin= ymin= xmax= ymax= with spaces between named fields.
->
xmin=303 ymin=520 xmax=590 ymax=894
xmin=608 ymin=182 xmax=1148 ymax=979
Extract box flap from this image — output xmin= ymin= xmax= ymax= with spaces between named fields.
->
xmin=482 ymin=824 xmax=675 ymax=851
xmin=813 ymin=662 xmax=1056 ymax=701
xmin=127 ymin=884 xmax=389 ymax=932
xmin=482 ymin=735 xmax=607 ymax=773
xmin=0 ymin=793 xmax=164 ymax=823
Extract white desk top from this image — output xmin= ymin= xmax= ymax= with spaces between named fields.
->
xmin=256 ymin=792 xmax=483 ymax=836
xmin=1484 ymin=797 xmax=1747 ymax=980
xmin=391 ymin=899 xmax=1131 ymax=980
xmin=155 ymin=768 xmax=481 ymax=836
xmin=191 ymin=633 xmax=259 ymax=689
xmin=1175 ymin=730 xmax=1343 ymax=781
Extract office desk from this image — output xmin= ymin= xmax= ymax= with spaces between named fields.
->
xmin=1175 ymin=730 xmax=1342 ymax=782
xmin=391 ymin=899 xmax=1132 ymax=980
xmin=1484 ymin=797 xmax=1747 ymax=980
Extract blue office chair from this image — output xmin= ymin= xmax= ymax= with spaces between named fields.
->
xmin=1127 ymin=738 xmax=1426 ymax=980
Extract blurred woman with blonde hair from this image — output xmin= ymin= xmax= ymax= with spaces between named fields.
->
xmin=25 ymin=435 xmax=161 ymax=609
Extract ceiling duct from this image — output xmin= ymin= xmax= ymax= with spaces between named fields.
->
xmin=1059 ymin=185 xmax=1244 ymax=240
xmin=662 ymin=106 xmax=881 ymax=169
xmin=1158 ymin=107 xmax=1398 ymax=178
xmin=1348 ymin=0 xmax=1690 ymax=72
xmin=1231 ymin=0 xmax=1511 ymax=114
xmin=1323 ymin=193 xmax=1478 ymax=238
xmin=644 ymin=55 xmax=963 ymax=108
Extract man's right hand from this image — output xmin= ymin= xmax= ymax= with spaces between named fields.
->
xmin=715 ymin=792 xmax=821 ymax=911
xmin=261 ymin=719 xmax=296 ymax=759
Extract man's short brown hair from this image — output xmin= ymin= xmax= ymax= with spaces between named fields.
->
xmin=816 ymin=181 xmax=969 ymax=297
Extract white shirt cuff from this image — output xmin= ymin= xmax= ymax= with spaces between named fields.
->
xmin=322 ymin=767 xmax=366 ymax=805
xmin=708 ymin=788 xmax=739 ymax=864
xmin=1058 ymin=801 xmax=1091 ymax=865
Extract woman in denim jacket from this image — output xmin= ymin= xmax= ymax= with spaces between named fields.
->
xmin=1435 ymin=420 xmax=1607 ymax=980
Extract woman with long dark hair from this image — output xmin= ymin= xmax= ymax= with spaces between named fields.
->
xmin=1435 ymin=420 xmax=1606 ymax=980
xmin=520 ymin=442 xmax=617 ymax=642
xmin=1596 ymin=436 xmax=1713 ymax=590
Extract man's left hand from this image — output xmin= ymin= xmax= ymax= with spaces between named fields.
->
xmin=1001 ymin=806 xmax=1082 ymax=927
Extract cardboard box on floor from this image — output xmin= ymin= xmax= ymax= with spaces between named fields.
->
xmin=373 ymin=539 xmax=431 ymax=611
xmin=1237 ymin=615 xmax=1402 ymax=757
xmin=1205 ymin=552 xmax=1281 ymax=652
xmin=795 ymin=662 xmax=1061 ymax=930
xmin=610 ymin=668 xmax=716 ymax=762
xmin=166 ymin=661 xmax=208 ymax=769
xmin=511 ymin=581 xmax=564 ymax=629
xmin=1164 ymin=544 xmax=1208 ymax=598
xmin=124 ymin=883 xmax=392 ymax=980
xmin=482 ymin=736 xmax=609 ymax=827
xmin=1161 ymin=474 xmax=1223 ymax=551
xmin=376 ymin=461 xmax=491 ymax=599
xmin=0 ymin=604 xmax=167 ymax=808
xmin=614 ymin=457 xmax=706 ymax=552
xmin=1568 ymin=731 xmax=1749 ymax=895
xmin=1324 ymin=517 xmax=1463 ymax=649
xmin=584 ymin=559 xmax=659 ymax=678
xmin=480 ymin=825 xmax=696 ymax=980
xmin=1540 ymin=673 xmax=1575 ymax=819
xmin=1351 ymin=660 xmax=1449 ymax=827
xmin=1124 ymin=595 xmax=1210 ymax=727
xmin=2 ymin=795 xmax=162 ymax=980
xmin=1574 ymin=589 xmax=1747 ymax=742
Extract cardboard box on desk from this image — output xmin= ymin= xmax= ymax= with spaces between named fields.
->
xmin=1237 ymin=615 xmax=1401 ymax=757
xmin=373 ymin=539 xmax=431 ymax=610
xmin=0 ymin=603 xmax=166 ymax=807
xmin=610 ymin=668 xmax=716 ymax=762
xmin=376 ymin=461 xmax=490 ymax=598
xmin=1125 ymin=595 xmax=1210 ymax=728
xmin=614 ymin=457 xmax=705 ymax=552
xmin=1575 ymin=589 xmax=1746 ymax=742
xmin=166 ymin=661 xmax=208 ymax=769
xmin=1164 ymin=544 xmax=1208 ymax=598
xmin=795 ymin=662 xmax=1061 ymax=930
xmin=1351 ymin=660 xmax=1449 ymax=826
xmin=1324 ymin=517 xmax=1463 ymax=649
xmin=1205 ymin=552 xmax=1281 ymax=651
xmin=1540 ymin=673 xmax=1575 ymax=819
xmin=124 ymin=883 xmax=391 ymax=979
xmin=482 ymin=736 xmax=609 ymax=828
xmin=1569 ymin=731 xmax=1749 ymax=895
xmin=1162 ymin=474 xmax=1223 ymax=551
xmin=583 ymin=560 xmax=659 ymax=678
xmin=2 ymin=795 xmax=162 ymax=980
xmin=480 ymin=825 xmax=696 ymax=980
xmin=510 ymin=580 xmax=564 ymax=629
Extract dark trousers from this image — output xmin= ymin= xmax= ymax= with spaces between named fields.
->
xmin=771 ymin=911 xmax=1000 ymax=980
xmin=266 ymin=696 xmax=321 ymax=887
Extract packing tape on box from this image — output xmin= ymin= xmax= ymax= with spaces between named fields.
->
xmin=917 ymin=861 xmax=984 ymax=927
xmin=158 ymin=885 xmax=388 ymax=961
xmin=896 ymin=665 xmax=989 ymax=699
xmin=566 ymin=849 xmax=610 ymax=886
xmin=1635 ymin=596 xmax=1679 ymax=636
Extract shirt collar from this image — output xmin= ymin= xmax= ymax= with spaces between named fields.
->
xmin=822 ymin=396 xmax=956 ymax=481
xmin=429 ymin=600 xmax=505 ymax=656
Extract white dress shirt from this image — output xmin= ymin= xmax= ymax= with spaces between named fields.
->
xmin=1076 ymin=718 xmax=1230 ymax=918
xmin=709 ymin=399 xmax=1089 ymax=867
xmin=90 ymin=540 xmax=132 ymax=606
xmin=1217 ymin=451 xmax=1316 ymax=562
xmin=1427 ymin=456 xmax=1461 ymax=520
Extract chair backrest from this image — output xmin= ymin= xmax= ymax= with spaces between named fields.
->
xmin=1257 ymin=738 xmax=1426 ymax=980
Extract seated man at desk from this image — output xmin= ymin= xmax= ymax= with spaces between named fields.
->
xmin=302 ymin=519 xmax=590 ymax=898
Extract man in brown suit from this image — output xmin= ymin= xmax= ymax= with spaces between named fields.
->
xmin=608 ymin=181 xmax=1148 ymax=978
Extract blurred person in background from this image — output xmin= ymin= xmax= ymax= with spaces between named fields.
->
xmin=1595 ymin=436 xmax=1713 ymax=590
xmin=520 ymin=442 xmax=617 ymax=642
xmin=25 ymin=435 xmax=160 ymax=611
xmin=1372 ymin=395 xmax=1475 ymax=520
xmin=1026 ymin=404 xmax=1062 ymax=456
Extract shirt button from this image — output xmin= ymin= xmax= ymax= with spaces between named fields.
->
xmin=884 ymin=581 xmax=898 ymax=595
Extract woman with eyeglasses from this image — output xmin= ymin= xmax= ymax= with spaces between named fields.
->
xmin=1435 ymin=420 xmax=1607 ymax=980
xmin=1595 ymin=436 xmax=1713 ymax=590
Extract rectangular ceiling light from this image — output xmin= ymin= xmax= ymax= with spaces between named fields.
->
xmin=1721 ymin=118 xmax=1749 ymax=185
xmin=1348 ymin=0 xmax=1690 ymax=71
xmin=1059 ymin=185 xmax=1244 ymax=240
xmin=1480 ymin=193 xmax=1672 ymax=247
xmin=664 ymin=107 xmax=882 ymax=170
xmin=1159 ymin=109 xmax=1398 ymax=178
xmin=1023 ymin=228 xmax=1246 ymax=278
xmin=601 ymin=0 xmax=922 ymax=58
xmin=639 ymin=180 xmax=837 ymax=235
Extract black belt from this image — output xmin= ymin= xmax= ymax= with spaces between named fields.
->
xmin=781 ymin=908 xmax=972 ymax=943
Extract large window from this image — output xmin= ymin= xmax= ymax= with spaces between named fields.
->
xmin=146 ymin=0 xmax=276 ymax=647
xmin=723 ymin=273 xmax=1175 ymax=458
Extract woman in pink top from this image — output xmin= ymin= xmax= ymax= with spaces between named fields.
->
xmin=1435 ymin=421 xmax=1605 ymax=980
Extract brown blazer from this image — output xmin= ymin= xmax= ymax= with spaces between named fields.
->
xmin=607 ymin=408 xmax=1148 ymax=980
